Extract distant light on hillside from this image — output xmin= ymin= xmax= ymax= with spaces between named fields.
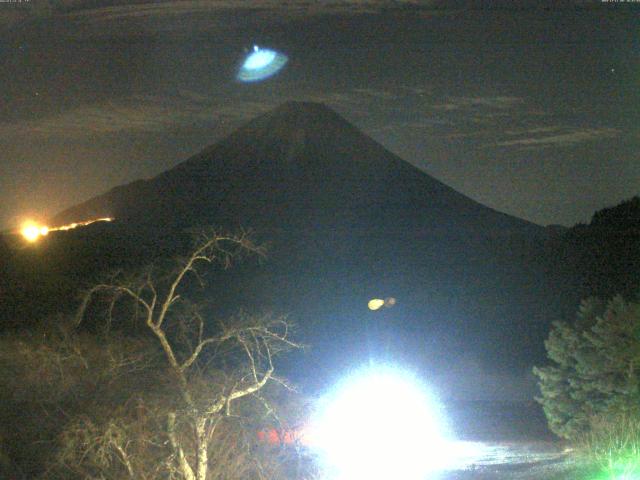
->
xmin=237 ymin=45 xmax=288 ymax=82
xmin=21 ymin=222 xmax=48 ymax=242
xmin=19 ymin=217 xmax=113 ymax=243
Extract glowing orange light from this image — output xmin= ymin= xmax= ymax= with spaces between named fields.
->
xmin=19 ymin=217 xmax=113 ymax=243
xmin=55 ymin=218 xmax=112 ymax=231
xmin=21 ymin=222 xmax=42 ymax=242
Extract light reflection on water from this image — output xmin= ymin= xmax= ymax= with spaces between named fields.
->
xmin=444 ymin=440 xmax=566 ymax=468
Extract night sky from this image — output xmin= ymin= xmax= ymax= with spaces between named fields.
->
xmin=0 ymin=1 xmax=638 ymax=230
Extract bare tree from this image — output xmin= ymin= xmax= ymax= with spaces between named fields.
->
xmin=0 ymin=319 xmax=162 ymax=480
xmin=74 ymin=231 xmax=302 ymax=480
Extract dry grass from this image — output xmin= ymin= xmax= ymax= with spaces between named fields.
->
xmin=578 ymin=408 xmax=640 ymax=479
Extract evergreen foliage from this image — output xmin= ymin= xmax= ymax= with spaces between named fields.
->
xmin=558 ymin=196 xmax=640 ymax=300
xmin=534 ymin=294 xmax=640 ymax=440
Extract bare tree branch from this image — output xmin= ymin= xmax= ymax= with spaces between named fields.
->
xmin=69 ymin=231 xmax=299 ymax=480
xmin=180 ymin=338 xmax=217 ymax=372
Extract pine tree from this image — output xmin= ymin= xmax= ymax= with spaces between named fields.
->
xmin=534 ymin=294 xmax=640 ymax=440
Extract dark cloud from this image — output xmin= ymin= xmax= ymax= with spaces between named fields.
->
xmin=0 ymin=93 xmax=272 ymax=140
xmin=0 ymin=4 xmax=637 ymax=228
xmin=0 ymin=0 xmax=441 ymax=38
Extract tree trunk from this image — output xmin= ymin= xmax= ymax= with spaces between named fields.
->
xmin=196 ymin=418 xmax=208 ymax=480
xmin=167 ymin=412 xmax=196 ymax=480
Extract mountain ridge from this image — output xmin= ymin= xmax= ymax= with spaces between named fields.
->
xmin=53 ymin=101 xmax=544 ymax=241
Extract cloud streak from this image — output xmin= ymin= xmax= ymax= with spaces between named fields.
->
xmin=0 ymin=93 xmax=274 ymax=140
xmin=0 ymin=86 xmax=417 ymax=142
xmin=0 ymin=86 xmax=622 ymax=156
xmin=6 ymin=0 xmax=441 ymax=40
xmin=489 ymin=126 xmax=620 ymax=148
xmin=431 ymin=96 xmax=525 ymax=112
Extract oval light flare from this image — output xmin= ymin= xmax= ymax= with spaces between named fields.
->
xmin=237 ymin=45 xmax=288 ymax=83
xmin=368 ymin=297 xmax=396 ymax=311
xmin=368 ymin=299 xmax=385 ymax=311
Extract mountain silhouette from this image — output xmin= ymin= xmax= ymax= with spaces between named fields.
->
xmin=54 ymin=101 xmax=541 ymax=238
xmin=19 ymin=102 xmax=576 ymax=399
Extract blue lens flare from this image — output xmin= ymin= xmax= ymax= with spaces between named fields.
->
xmin=237 ymin=45 xmax=288 ymax=82
xmin=244 ymin=49 xmax=277 ymax=70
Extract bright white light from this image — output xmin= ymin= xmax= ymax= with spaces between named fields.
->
xmin=237 ymin=45 xmax=288 ymax=82
xmin=244 ymin=48 xmax=277 ymax=70
xmin=308 ymin=366 xmax=455 ymax=480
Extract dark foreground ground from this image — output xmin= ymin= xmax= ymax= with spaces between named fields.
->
xmin=434 ymin=440 xmax=579 ymax=480
xmin=433 ymin=401 xmax=583 ymax=480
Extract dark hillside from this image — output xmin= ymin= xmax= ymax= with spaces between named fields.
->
xmin=542 ymin=196 xmax=640 ymax=301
